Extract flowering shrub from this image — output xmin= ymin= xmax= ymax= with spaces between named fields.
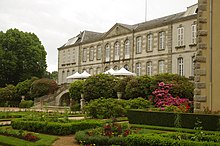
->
xmin=24 ymin=133 xmax=39 ymax=142
xmin=150 ymin=82 xmax=191 ymax=112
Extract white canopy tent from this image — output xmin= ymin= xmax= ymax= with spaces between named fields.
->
xmin=112 ymin=67 xmax=136 ymax=76
xmin=80 ymin=70 xmax=91 ymax=78
xmin=104 ymin=68 xmax=116 ymax=75
xmin=66 ymin=72 xmax=82 ymax=79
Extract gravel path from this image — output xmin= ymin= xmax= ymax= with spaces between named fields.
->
xmin=52 ymin=135 xmax=80 ymax=146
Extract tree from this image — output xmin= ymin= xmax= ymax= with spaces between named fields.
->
xmin=0 ymin=28 xmax=47 ymax=87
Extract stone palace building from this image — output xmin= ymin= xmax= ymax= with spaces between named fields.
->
xmin=57 ymin=4 xmax=198 ymax=85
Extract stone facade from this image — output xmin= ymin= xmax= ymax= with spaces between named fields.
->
xmin=194 ymin=0 xmax=220 ymax=112
xmin=58 ymin=4 xmax=198 ymax=85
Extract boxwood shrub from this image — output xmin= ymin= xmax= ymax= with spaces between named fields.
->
xmin=11 ymin=119 xmax=104 ymax=135
xmin=75 ymin=130 xmax=126 ymax=146
xmin=125 ymin=134 xmax=220 ymax=146
xmin=128 ymin=110 xmax=220 ymax=131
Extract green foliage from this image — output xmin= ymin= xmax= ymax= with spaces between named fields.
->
xmin=152 ymin=73 xmax=195 ymax=100
xmin=69 ymin=80 xmax=84 ymax=102
xmin=84 ymin=98 xmax=150 ymax=119
xmin=30 ymin=78 xmax=58 ymax=98
xmin=11 ymin=118 xmax=104 ymax=135
xmin=0 ymin=84 xmax=20 ymax=107
xmin=127 ymin=97 xmax=151 ymax=109
xmin=19 ymin=100 xmax=34 ymax=108
xmin=84 ymin=98 xmax=127 ymax=119
xmin=125 ymin=133 xmax=220 ymax=146
xmin=0 ymin=28 xmax=47 ymax=87
xmin=16 ymin=77 xmax=38 ymax=100
xmin=128 ymin=110 xmax=220 ymax=131
xmin=0 ymin=126 xmax=57 ymax=146
xmin=125 ymin=75 xmax=152 ymax=99
xmin=83 ymin=74 xmax=117 ymax=101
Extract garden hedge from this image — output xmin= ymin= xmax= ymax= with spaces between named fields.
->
xmin=11 ymin=119 xmax=104 ymax=135
xmin=75 ymin=130 xmax=126 ymax=146
xmin=125 ymin=134 xmax=220 ymax=146
xmin=128 ymin=110 xmax=220 ymax=131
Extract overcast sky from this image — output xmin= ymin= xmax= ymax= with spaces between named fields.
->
xmin=0 ymin=0 xmax=197 ymax=72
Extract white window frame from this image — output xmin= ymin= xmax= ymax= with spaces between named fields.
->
xmin=177 ymin=27 xmax=184 ymax=46
xmin=177 ymin=57 xmax=184 ymax=76
xmin=105 ymin=44 xmax=110 ymax=62
xmin=191 ymin=24 xmax=197 ymax=44
xmin=159 ymin=31 xmax=165 ymax=50
xmin=83 ymin=48 xmax=87 ymax=62
xmin=146 ymin=61 xmax=152 ymax=76
xmin=97 ymin=45 xmax=102 ymax=60
xmin=89 ymin=47 xmax=94 ymax=61
xmin=125 ymin=40 xmax=130 ymax=59
xmin=136 ymin=62 xmax=141 ymax=76
xmin=114 ymin=42 xmax=120 ymax=60
xmin=147 ymin=34 xmax=153 ymax=51
xmin=136 ymin=36 xmax=142 ymax=54
xmin=158 ymin=60 xmax=165 ymax=74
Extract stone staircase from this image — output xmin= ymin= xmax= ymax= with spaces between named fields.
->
xmin=33 ymin=83 xmax=70 ymax=108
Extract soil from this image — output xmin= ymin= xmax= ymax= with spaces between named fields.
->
xmin=52 ymin=135 xmax=80 ymax=146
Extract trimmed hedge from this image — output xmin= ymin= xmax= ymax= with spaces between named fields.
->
xmin=125 ymin=134 xmax=220 ymax=146
xmin=128 ymin=110 xmax=220 ymax=131
xmin=11 ymin=119 xmax=104 ymax=135
xmin=75 ymin=130 xmax=126 ymax=146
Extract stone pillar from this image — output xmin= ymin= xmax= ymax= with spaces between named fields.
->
xmin=80 ymin=93 xmax=85 ymax=112
xmin=194 ymin=0 xmax=209 ymax=112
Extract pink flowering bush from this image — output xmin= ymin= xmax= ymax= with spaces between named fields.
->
xmin=149 ymin=82 xmax=191 ymax=113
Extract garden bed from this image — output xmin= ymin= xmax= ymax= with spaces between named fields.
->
xmin=0 ymin=126 xmax=57 ymax=146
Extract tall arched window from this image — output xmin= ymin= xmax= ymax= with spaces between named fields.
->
xmin=96 ymin=67 xmax=101 ymax=74
xmin=136 ymin=36 xmax=142 ymax=54
xmin=105 ymin=44 xmax=110 ymax=62
xmin=114 ymin=65 xmax=118 ymax=71
xmin=136 ymin=62 xmax=141 ymax=76
xmin=97 ymin=45 xmax=102 ymax=60
xmin=89 ymin=47 xmax=94 ymax=61
xmin=146 ymin=61 xmax=152 ymax=76
xmin=114 ymin=42 xmax=120 ymax=60
xmin=177 ymin=57 xmax=184 ymax=76
xmin=124 ymin=40 xmax=130 ymax=59
xmin=158 ymin=60 xmax=165 ymax=74
xmin=104 ymin=66 xmax=109 ymax=72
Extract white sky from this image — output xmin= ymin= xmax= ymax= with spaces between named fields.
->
xmin=0 ymin=0 xmax=197 ymax=72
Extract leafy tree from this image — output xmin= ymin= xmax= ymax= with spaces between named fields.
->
xmin=0 ymin=28 xmax=47 ymax=87
xmin=16 ymin=77 xmax=38 ymax=100
xmin=50 ymin=71 xmax=58 ymax=81
xmin=69 ymin=80 xmax=84 ymax=103
xmin=83 ymin=74 xmax=117 ymax=101
xmin=30 ymin=78 xmax=58 ymax=98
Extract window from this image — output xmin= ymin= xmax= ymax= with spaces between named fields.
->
xmin=147 ymin=34 xmax=153 ymax=51
xmin=89 ymin=47 xmax=94 ymax=61
xmin=105 ymin=44 xmax=110 ymax=62
xmin=63 ymin=50 xmax=66 ymax=64
xmin=89 ymin=68 xmax=93 ymax=75
xmin=114 ymin=42 xmax=120 ymax=60
xmin=159 ymin=32 xmax=165 ymax=50
xmin=62 ymin=71 xmax=65 ymax=83
xmin=97 ymin=45 xmax=102 ymax=60
xmin=136 ymin=62 xmax=141 ymax=76
xmin=72 ymin=49 xmax=76 ymax=63
xmin=191 ymin=56 xmax=195 ymax=76
xmin=114 ymin=66 xmax=118 ymax=71
xmin=177 ymin=27 xmax=184 ymax=46
xmin=146 ymin=61 xmax=152 ymax=76
xmin=83 ymin=48 xmax=87 ymax=62
xmin=191 ymin=24 xmax=196 ymax=44
xmin=96 ymin=67 xmax=101 ymax=74
xmin=124 ymin=40 xmax=130 ymax=59
xmin=177 ymin=57 xmax=184 ymax=76
xmin=158 ymin=60 xmax=165 ymax=74
xmin=124 ymin=64 xmax=129 ymax=71
xmin=136 ymin=36 xmax=142 ymax=54
xmin=104 ymin=66 xmax=109 ymax=72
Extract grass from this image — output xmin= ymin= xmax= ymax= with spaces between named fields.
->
xmin=0 ymin=127 xmax=58 ymax=146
